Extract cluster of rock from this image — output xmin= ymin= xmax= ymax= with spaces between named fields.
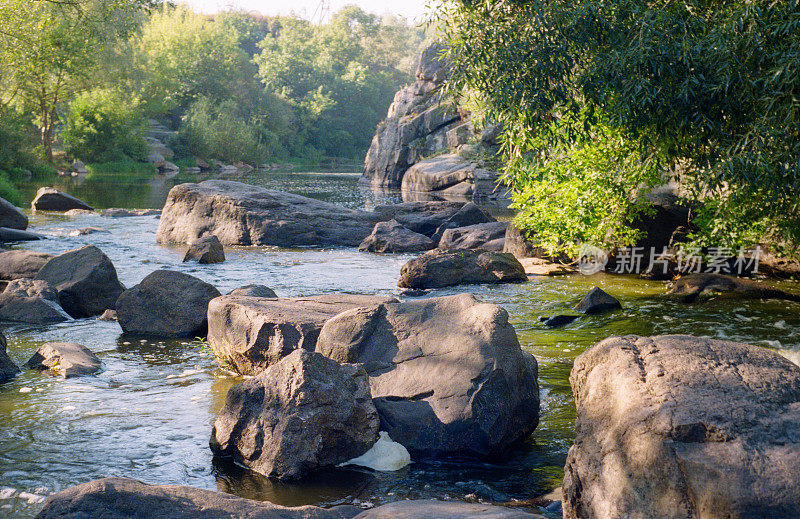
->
xmin=206 ymin=292 xmax=540 ymax=481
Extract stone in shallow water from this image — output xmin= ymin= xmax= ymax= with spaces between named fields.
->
xmin=359 ymin=220 xmax=435 ymax=253
xmin=26 ymin=342 xmax=101 ymax=378
xmin=0 ymin=279 xmax=71 ymax=324
xmin=31 ymin=187 xmax=92 ymax=212
xmin=182 ymin=234 xmax=225 ymax=264
xmin=563 ymin=334 xmax=800 ymax=519
xmin=211 ymin=349 xmax=379 ymax=480
xmin=398 ymin=248 xmax=527 ymax=289
xmin=573 ymin=287 xmax=621 ymax=314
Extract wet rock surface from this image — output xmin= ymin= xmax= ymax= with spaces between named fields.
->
xmin=563 ymin=334 xmax=800 ymax=519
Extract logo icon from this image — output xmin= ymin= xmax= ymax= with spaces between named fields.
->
xmin=577 ymin=244 xmax=608 ymax=275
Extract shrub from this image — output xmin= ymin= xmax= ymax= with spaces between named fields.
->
xmin=61 ymin=89 xmax=148 ymax=163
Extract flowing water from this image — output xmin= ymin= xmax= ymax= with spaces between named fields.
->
xmin=1 ymin=171 xmax=799 ymax=517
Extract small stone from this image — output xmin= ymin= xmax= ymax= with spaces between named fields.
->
xmin=182 ymin=235 xmax=225 ymax=264
xmin=573 ymin=287 xmax=622 ymax=314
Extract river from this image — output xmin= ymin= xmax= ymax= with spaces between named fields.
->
xmin=1 ymin=171 xmax=799 ymax=517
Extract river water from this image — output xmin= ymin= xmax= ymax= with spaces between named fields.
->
xmin=2 ymin=171 xmax=799 ymax=517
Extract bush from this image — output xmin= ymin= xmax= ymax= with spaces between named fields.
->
xmin=62 ymin=89 xmax=148 ymax=163
xmin=0 ymin=108 xmax=38 ymax=171
xmin=0 ymin=172 xmax=22 ymax=206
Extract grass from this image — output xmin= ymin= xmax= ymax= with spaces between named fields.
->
xmin=85 ymin=160 xmax=156 ymax=175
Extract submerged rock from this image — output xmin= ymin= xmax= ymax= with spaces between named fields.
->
xmin=26 ymin=342 xmax=101 ymax=378
xmin=540 ymin=315 xmax=579 ymax=328
xmin=563 ymin=334 xmax=800 ymax=519
xmin=31 ymin=187 xmax=92 ymax=212
xmin=667 ymin=273 xmax=800 ymax=303
xmin=342 ymin=431 xmax=411 ymax=472
xmin=0 ymin=197 xmax=28 ymax=230
xmin=573 ymin=287 xmax=622 ymax=314
xmin=0 ymin=250 xmax=54 ymax=280
xmin=316 ymin=294 xmax=540 ymax=456
xmin=34 ymin=477 xmax=361 ymax=519
xmin=207 ymin=294 xmax=397 ymax=375
xmin=227 ymin=284 xmax=277 ymax=298
xmin=34 ymin=245 xmax=124 ymax=318
xmin=398 ymin=249 xmax=527 ymax=289
xmin=359 ymin=220 xmax=435 ymax=253
xmin=211 ymin=349 xmax=379 ymax=480
xmin=0 ymin=332 xmax=20 ymax=383
xmin=116 ymin=270 xmax=220 ymax=338
xmin=182 ymin=234 xmax=225 ymax=264
xmin=0 ymin=279 xmax=71 ymax=324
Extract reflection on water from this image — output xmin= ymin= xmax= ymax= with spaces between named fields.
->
xmin=1 ymin=172 xmax=799 ymax=517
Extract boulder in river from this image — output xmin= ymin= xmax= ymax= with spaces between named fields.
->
xmin=401 ymin=154 xmax=502 ymax=198
xmin=0 ymin=227 xmax=44 ymax=242
xmin=34 ymin=245 xmax=125 ymax=318
xmin=116 ymin=270 xmax=220 ymax=338
xmin=228 ymin=284 xmax=277 ymax=298
xmin=157 ymin=180 xmax=380 ymax=247
xmin=34 ymin=477 xmax=361 ymax=519
xmin=207 ymin=294 xmax=397 ymax=375
xmin=0 ymin=250 xmax=54 ymax=280
xmin=0 ymin=197 xmax=28 ymax=230
xmin=183 ymin=234 xmax=225 ymax=264
xmin=563 ymin=334 xmax=800 ymax=519
xmin=26 ymin=342 xmax=101 ymax=378
xmin=573 ymin=287 xmax=622 ymax=314
xmin=0 ymin=279 xmax=71 ymax=324
xmin=667 ymin=272 xmax=800 ymax=303
xmin=31 ymin=187 xmax=93 ymax=212
xmin=316 ymin=294 xmax=540 ymax=456
xmin=0 ymin=332 xmax=20 ymax=383
xmin=371 ymin=201 xmax=468 ymax=237
xmin=359 ymin=220 xmax=435 ymax=253
xmin=210 ymin=349 xmax=379 ymax=480
xmin=431 ymin=202 xmax=495 ymax=242
xmin=438 ymin=221 xmax=508 ymax=251
xmin=398 ymin=249 xmax=527 ymax=289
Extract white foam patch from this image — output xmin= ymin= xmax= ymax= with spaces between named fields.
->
xmin=341 ymin=431 xmax=411 ymax=471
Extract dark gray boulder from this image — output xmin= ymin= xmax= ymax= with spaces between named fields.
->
xmin=228 ymin=284 xmax=277 ymax=298
xmin=156 ymin=180 xmax=380 ymax=247
xmin=573 ymin=287 xmax=622 ymax=314
xmin=207 ymin=294 xmax=398 ymax=375
xmin=371 ymin=201 xmax=466 ymax=237
xmin=0 ymin=331 xmax=20 ymax=383
xmin=0 ymin=279 xmax=71 ymax=324
xmin=182 ymin=234 xmax=225 ymax=264
xmin=34 ymin=245 xmax=124 ymax=318
xmin=0 ymin=227 xmax=44 ymax=242
xmin=563 ymin=334 xmax=800 ymax=519
xmin=116 ymin=270 xmax=221 ymax=338
xmin=667 ymin=273 xmax=800 ymax=303
xmin=316 ymin=294 xmax=540 ymax=457
xmin=540 ymin=315 xmax=579 ymax=328
xmin=0 ymin=250 xmax=54 ymax=280
xmin=34 ymin=477 xmax=361 ymax=519
xmin=26 ymin=342 xmax=101 ymax=378
xmin=31 ymin=187 xmax=92 ymax=212
xmin=438 ymin=221 xmax=508 ymax=251
xmin=354 ymin=500 xmax=545 ymax=518
xmin=211 ymin=349 xmax=379 ymax=480
xmin=431 ymin=202 xmax=495 ymax=242
xmin=0 ymin=197 xmax=28 ymax=230
xmin=359 ymin=220 xmax=435 ymax=253
xmin=398 ymin=249 xmax=527 ymax=289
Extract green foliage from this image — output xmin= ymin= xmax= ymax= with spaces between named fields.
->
xmin=0 ymin=173 xmax=22 ymax=206
xmin=85 ymin=161 xmax=156 ymax=175
xmin=439 ymin=0 xmax=800 ymax=253
xmin=62 ymin=89 xmax=148 ymax=163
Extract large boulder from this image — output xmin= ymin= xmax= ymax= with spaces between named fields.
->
xmin=438 ymin=221 xmax=508 ymax=251
xmin=0 ymin=250 xmax=54 ymax=280
xmin=182 ymin=234 xmax=225 ymax=264
xmin=667 ymin=273 xmax=800 ymax=303
xmin=26 ymin=342 xmax=101 ymax=378
xmin=31 ymin=187 xmax=92 ymax=212
xmin=0 ymin=197 xmax=28 ymax=230
xmin=0 ymin=279 xmax=71 ymax=324
xmin=563 ymin=334 xmax=800 ymax=519
xmin=156 ymin=180 xmax=381 ymax=247
xmin=210 ymin=349 xmax=379 ymax=480
xmin=371 ymin=201 xmax=467 ymax=237
xmin=0 ymin=332 xmax=20 ymax=383
xmin=401 ymin=154 xmax=501 ymax=199
xmin=361 ymin=42 xmax=462 ymax=188
xmin=316 ymin=294 xmax=540 ymax=456
xmin=355 ymin=501 xmax=544 ymax=518
xmin=398 ymin=249 xmax=527 ymax=289
xmin=431 ymin=202 xmax=495 ymax=242
xmin=34 ymin=245 xmax=125 ymax=318
xmin=573 ymin=287 xmax=622 ymax=314
xmin=359 ymin=220 xmax=435 ymax=253
xmin=116 ymin=270 xmax=220 ymax=338
xmin=34 ymin=477 xmax=361 ymax=519
xmin=207 ymin=294 xmax=397 ymax=375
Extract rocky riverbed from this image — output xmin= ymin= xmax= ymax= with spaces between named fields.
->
xmin=1 ymin=172 xmax=799 ymax=518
